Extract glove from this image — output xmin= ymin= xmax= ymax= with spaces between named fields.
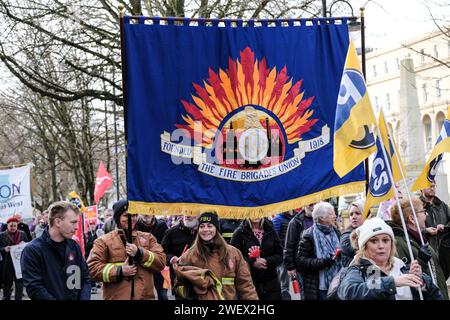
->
xmin=418 ymin=244 xmax=432 ymax=264
xmin=323 ymin=257 xmax=335 ymax=268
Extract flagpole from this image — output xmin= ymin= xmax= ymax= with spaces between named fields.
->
xmin=359 ymin=7 xmax=370 ymax=194
xmin=119 ymin=4 xmax=135 ymax=301
xmin=376 ymin=126 xmax=424 ymax=300
xmin=381 ymin=108 xmax=438 ymax=286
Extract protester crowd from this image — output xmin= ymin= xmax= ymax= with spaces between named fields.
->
xmin=0 ymin=181 xmax=449 ymax=301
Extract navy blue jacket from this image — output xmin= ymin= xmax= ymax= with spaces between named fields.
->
xmin=21 ymin=228 xmax=91 ymax=300
xmin=337 ymin=257 xmax=443 ymax=300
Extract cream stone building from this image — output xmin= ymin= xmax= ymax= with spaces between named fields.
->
xmin=366 ymin=30 xmax=450 ymax=203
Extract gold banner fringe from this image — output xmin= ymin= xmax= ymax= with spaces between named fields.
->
xmin=128 ymin=181 xmax=365 ymax=218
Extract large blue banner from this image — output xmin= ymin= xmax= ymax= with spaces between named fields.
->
xmin=124 ymin=18 xmax=365 ymax=217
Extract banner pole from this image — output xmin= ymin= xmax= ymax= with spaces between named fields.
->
xmin=376 ymin=125 xmax=424 ymax=300
xmin=359 ymin=7 xmax=370 ymax=194
xmin=381 ymin=108 xmax=438 ymax=285
xmin=118 ymin=4 xmax=134 ymax=300
xmin=0 ymin=162 xmax=29 ymax=169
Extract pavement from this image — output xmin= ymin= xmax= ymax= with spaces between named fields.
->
xmin=3 ymin=282 xmax=450 ymax=300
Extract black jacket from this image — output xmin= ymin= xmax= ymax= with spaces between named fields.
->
xmin=1 ymin=222 xmax=32 ymax=242
xmin=219 ymin=219 xmax=242 ymax=243
xmin=231 ymin=219 xmax=283 ymax=282
xmin=295 ymin=226 xmax=340 ymax=300
xmin=161 ymin=223 xmax=197 ymax=283
xmin=283 ymin=211 xmax=313 ymax=271
xmin=0 ymin=230 xmax=28 ymax=279
xmin=340 ymin=227 xmax=356 ymax=267
xmin=136 ymin=218 xmax=168 ymax=243
xmin=421 ymin=195 xmax=450 ymax=252
xmin=230 ymin=219 xmax=282 ymax=299
xmin=20 ymin=227 xmax=91 ymax=300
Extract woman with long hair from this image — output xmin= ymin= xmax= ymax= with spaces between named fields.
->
xmin=231 ymin=217 xmax=283 ymax=300
xmin=174 ymin=212 xmax=258 ymax=300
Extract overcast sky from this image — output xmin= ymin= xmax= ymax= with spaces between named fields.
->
xmin=351 ymin=0 xmax=449 ymax=48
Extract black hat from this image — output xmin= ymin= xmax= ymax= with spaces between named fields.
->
xmin=113 ymin=199 xmax=128 ymax=225
xmin=198 ymin=212 xmax=220 ymax=231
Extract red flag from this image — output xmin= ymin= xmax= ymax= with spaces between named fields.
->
xmin=94 ymin=161 xmax=113 ymax=204
xmin=73 ymin=214 xmax=85 ymax=257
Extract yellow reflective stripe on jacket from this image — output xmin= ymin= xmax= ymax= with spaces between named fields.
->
xmin=102 ymin=262 xmax=124 ymax=283
xmin=102 ymin=263 xmax=114 ymax=283
xmin=143 ymin=251 xmax=155 ymax=268
xmin=222 ymin=233 xmax=233 ymax=238
xmin=209 ymin=272 xmax=225 ymax=300
xmin=222 ymin=277 xmax=235 ymax=285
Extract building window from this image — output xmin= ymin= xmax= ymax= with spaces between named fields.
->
xmin=434 ymin=44 xmax=439 ymax=59
xmin=421 ymin=49 xmax=426 ymax=64
xmin=436 ymin=80 xmax=442 ymax=99
xmin=384 ymin=61 xmax=389 ymax=74
xmin=396 ymin=57 xmax=400 ymax=70
xmin=374 ymin=96 xmax=379 ymax=109
xmin=437 ymin=112 xmax=445 ymax=134
xmin=422 ymin=83 xmax=428 ymax=103
xmin=386 ymin=93 xmax=391 ymax=110
xmin=423 ymin=115 xmax=432 ymax=151
xmin=372 ymin=65 xmax=377 ymax=77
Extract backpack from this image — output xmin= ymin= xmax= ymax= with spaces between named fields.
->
xmin=326 ymin=267 xmax=347 ymax=300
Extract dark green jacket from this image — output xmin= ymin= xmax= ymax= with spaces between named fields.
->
xmin=420 ymin=195 xmax=450 ymax=253
xmin=390 ymin=222 xmax=449 ymax=300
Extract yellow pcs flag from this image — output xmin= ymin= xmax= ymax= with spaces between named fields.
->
xmin=378 ymin=111 xmax=406 ymax=182
xmin=362 ymin=112 xmax=405 ymax=219
xmin=411 ymin=107 xmax=450 ymax=192
xmin=68 ymin=191 xmax=86 ymax=213
xmin=333 ymin=40 xmax=377 ymax=178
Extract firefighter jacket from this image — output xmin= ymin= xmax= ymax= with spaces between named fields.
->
xmin=87 ymin=229 xmax=166 ymax=300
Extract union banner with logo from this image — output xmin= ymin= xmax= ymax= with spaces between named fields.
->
xmin=123 ymin=18 xmax=366 ymax=217
xmin=0 ymin=164 xmax=33 ymax=223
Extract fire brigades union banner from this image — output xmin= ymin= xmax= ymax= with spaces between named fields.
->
xmin=0 ymin=164 xmax=33 ymax=222
xmin=123 ymin=17 xmax=365 ymax=217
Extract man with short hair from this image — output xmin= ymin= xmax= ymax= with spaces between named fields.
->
xmin=161 ymin=215 xmax=198 ymax=286
xmin=21 ymin=201 xmax=91 ymax=300
xmin=420 ymin=181 xmax=450 ymax=253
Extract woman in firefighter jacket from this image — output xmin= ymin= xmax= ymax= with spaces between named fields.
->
xmin=174 ymin=212 xmax=259 ymax=300
xmin=87 ymin=200 xmax=166 ymax=300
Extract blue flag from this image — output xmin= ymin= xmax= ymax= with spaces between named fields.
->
xmin=124 ymin=18 xmax=365 ymax=217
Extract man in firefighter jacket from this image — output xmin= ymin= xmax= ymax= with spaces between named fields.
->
xmin=87 ymin=199 xmax=166 ymax=300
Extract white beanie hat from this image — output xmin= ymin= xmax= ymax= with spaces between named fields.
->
xmin=356 ymin=217 xmax=394 ymax=249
